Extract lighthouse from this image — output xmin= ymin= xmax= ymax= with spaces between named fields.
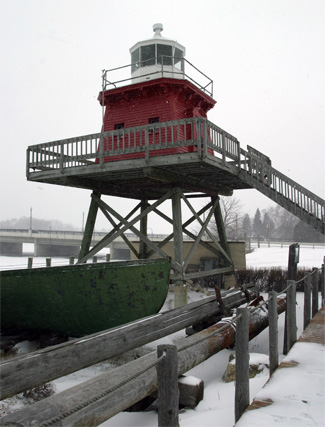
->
xmin=27 ymin=24 xmax=243 ymax=299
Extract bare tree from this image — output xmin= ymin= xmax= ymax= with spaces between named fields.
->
xmin=208 ymin=196 xmax=245 ymax=240
xmin=263 ymin=205 xmax=298 ymax=240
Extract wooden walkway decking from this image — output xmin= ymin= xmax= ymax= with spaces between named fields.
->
xmin=236 ymin=307 xmax=325 ymax=426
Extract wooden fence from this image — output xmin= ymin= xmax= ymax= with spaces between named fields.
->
xmin=1 ymin=259 xmax=324 ymax=426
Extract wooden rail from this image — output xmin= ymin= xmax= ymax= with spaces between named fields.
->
xmin=0 ymin=285 xmax=257 ymax=400
xmin=0 ymin=293 xmax=285 ymax=426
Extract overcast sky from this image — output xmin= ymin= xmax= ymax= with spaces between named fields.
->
xmin=0 ymin=0 xmax=324 ymax=232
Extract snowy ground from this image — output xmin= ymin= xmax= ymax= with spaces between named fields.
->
xmin=0 ymin=244 xmax=324 ymax=426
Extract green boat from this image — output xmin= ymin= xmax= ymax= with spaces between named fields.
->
xmin=0 ymin=258 xmax=170 ymax=337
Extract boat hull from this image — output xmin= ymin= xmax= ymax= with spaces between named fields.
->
xmin=0 ymin=258 xmax=170 ymax=337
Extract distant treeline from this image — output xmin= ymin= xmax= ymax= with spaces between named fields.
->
xmin=208 ymin=197 xmax=324 ymax=244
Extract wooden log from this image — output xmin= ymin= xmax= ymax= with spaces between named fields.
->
xmin=178 ymin=376 xmax=204 ymax=408
xmin=0 ymin=285 xmax=258 ymax=400
xmin=235 ymin=308 xmax=250 ymax=422
xmin=157 ymin=345 xmax=179 ymax=427
xmin=268 ymin=290 xmax=278 ymax=376
xmin=145 ymin=375 xmax=204 ymax=410
xmin=1 ymin=298 xmax=286 ymax=426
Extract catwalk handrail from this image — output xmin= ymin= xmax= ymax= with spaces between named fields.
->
xmin=26 ymin=117 xmax=325 ymax=231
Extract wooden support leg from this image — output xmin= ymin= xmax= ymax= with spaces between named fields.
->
xmin=211 ymin=196 xmax=235 ymax=288
xmin=78 ymin=191 xmax=101 ymax=262
xmin=172 ymin=190 xmax=187 ymax=307
xmin=211 ymin=196 xmax=230 ymax=257
xmin=172 ymin=190 xmax=184 ymax=269
xmin=139 ymin=199 xmax=148 ymax=259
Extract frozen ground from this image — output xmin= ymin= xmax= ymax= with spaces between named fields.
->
xmin=0 ymin=245 xmax=324 ymax=426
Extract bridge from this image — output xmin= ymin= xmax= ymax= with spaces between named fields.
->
xmin=0 ymin=229 xmax=247 ymax=277
xmin=0 ymin=229 xmax=149 ymax=258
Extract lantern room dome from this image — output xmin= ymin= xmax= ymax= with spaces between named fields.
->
xmin=129 ymin=24 xmax=186 ymax=83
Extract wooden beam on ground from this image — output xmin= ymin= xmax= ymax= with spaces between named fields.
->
xmin=0 ymin=286 xmax=257 ymax=400
xmin=1 ymin=297 xmax=286 ymax=426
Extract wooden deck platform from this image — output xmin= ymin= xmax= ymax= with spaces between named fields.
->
xmin=236 ymin=307 xmax=325 ymax=426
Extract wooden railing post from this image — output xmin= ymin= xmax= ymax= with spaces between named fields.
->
xmin=202 ymin=119 xmax=207 ymax=159
xmin=145 ymin=128 xmax=149 ymax=164
xmin=268 ymin=291 xmax=278 ymax=376
xmin=285 ymin=280 xmax=296 ymax=353
xmin=99 ymin=134 xmax=104 ymax=168
xmin=221 ymin=132 xmax=226 ymax=165
xmin=157 ymin=345 xmax=179 ymax=427
xmin=304 ymin=274 xmax=311 ymax=329
xmin=312 ymin=267 xmax=319 ymax=317
xmin=235 ymin=308 xmax=250 ymax=422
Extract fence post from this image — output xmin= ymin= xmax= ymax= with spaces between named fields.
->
xmin=46 ymin=258 xmax=51 ymax=267
xmin=69 ymin=256 xmax=75 ymax=265
xmin=312 ymin=267 xmax=319 ymax=317
xmin=285 ymin=280 xmax=296 ymax=354
xmin=321 ymin=257 xmax=325 ymax=307
xmin=157 ymin=345 xmax=179 ymax=427
xmin=283 ymin=244 xmax=299 ymax=354
xmin=235 ymin=308 xmax=250 ymax=422
xmin=268 ymin=291 xmax=278 ymax=376
xmin=27 ymin=257 xmax=33 ymax=269
xmin=304 ymin=274 xmax=311 ymax=329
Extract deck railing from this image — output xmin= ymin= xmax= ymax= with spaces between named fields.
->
xmin=26 ymin=117 xmax=240 ymax=174
xmin=26 ymin=117 xmax=324 ymax=233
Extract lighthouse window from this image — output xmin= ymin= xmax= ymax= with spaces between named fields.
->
xmin=114 ymin=123 xmax=124 ymax=130
xmin=174 ymin=48 xmax=184 ymax=71
xmin=157 ymin=44 xmax=172 ymax=66
xmin=141 ymin=44 xmax=155 ymax=67
xmin=131 ymin=48 xmax=139 ymax=72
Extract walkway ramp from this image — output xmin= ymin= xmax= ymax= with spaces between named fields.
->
xmin=237 ymin=145 xmax=324 ymax=234
xmin=236 ymin=307 xmax=325 ymax=426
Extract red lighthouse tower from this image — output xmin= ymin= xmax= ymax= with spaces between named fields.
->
xmin=100 ymin=24 xmax=215 ymax=138
xmin=98 ymin=24 xmax=216 ymax=161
